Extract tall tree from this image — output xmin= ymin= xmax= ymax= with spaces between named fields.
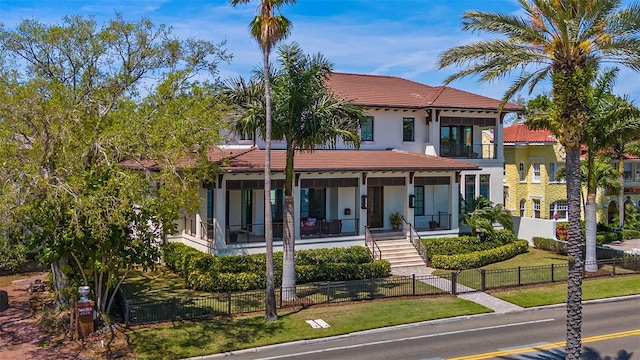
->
xmin=230 ymin=0 xmax=295 ymax=321
xmin=230 ymin=42 xmax=364 ymax=300
xmin=0 ymin=15 xmax=229 ymax=316
xmin=438 ymin=1 xmax=640 ymax=357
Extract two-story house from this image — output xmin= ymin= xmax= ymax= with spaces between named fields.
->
xmin=503 ymin=124 xmax=567 ymax=219
xmin=167 ymin=73 xmax=520 ymax=256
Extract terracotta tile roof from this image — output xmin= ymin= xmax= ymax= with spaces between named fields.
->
xmin=224 ymin=147 xmax=478 ymax=173
xmin=503 ymin=124 xmax=557 ymax=144
xmin=326 ymin=73 xmax=522 ymax=112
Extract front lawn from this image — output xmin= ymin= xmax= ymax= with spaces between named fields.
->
xmin=130 ymin=296 xmax=490 ymax=360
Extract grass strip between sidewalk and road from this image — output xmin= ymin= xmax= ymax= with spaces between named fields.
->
xmin=490 ymin=275 xmax=640 ymax=307
xmin=129 ymin=296 xmax=490 ymax=360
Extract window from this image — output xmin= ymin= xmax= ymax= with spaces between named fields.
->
xmin=519 ymin=163 xmax=526 ymax=182
xmin=300 ymin=188 xmax=326 ymax=219
xmin=238 ymin=130 xmax=254 ymax=141
xmin=532 ymin=163 xmax=541 ymax=182
xmin=361 ymin=116 xmax=374 ymax=141
xmin=414 ymin=186 xmax=424 ymax=216
xmin=403 ymin=117 xmax=414 ymax=142
xmin=465 ymin=175 xmax=476 ymax=210
xmin=503 ymin=186 xmax=510 ymax=208
xmin=479 ymin=175 xmax=490 ymax=199
xmin=533 ymin=199 xmax=541 ymax=218
xmin=270 ymin=189 xmax=284 ymax=221
xmin=624 ymin=162 xmax=632 ymax=181
xmin=519 ymin=199 xmax=525 ymax=217
xmin=441 ymin=125 xmax=472 ymax=157
xmin=548 ymin=163 xmax=564 ymax=182
xmin=549 ymin=200 xmax=567 ymax=219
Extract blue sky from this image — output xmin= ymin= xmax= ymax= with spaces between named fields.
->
xmin=1 ymin=0 xmax=639 ymax=104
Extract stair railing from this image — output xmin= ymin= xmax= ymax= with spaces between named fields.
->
xmin=401 ymin=216 xmax=428 ymax=264
xmin=364 ymin=226 xmax=381 ymax=260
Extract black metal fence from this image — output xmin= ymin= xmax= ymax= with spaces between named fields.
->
xmin=118 ymin=256 xmax=640 ymax=326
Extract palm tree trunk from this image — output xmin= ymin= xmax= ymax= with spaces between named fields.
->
xmin=263 ymin=50 xmax=277 ymax=321
xmin=584 ymin=193 xmax=597 ymax=272
xmin=618 ymin=158 xmax=625 ymax=229
xmin=565 ymin=146 xmax=583 ymax=360
xmin=281 ymin=146 xmax=296 ymax=300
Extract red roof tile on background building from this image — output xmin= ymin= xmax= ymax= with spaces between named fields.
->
xmin=326 ymin=73 xmax=522 ymax=112
xmin=503 ymin=124 xmax=557 ymax=143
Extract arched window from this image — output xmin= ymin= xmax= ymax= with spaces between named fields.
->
xmin=519 ymin=199 xmax=526 ymax=217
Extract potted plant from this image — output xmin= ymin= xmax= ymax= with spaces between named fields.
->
xmin=389 ymin=211 xmax=402 ymax=230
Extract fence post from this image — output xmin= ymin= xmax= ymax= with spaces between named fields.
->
xmin=326 ymin=281 xmax=331 ymax=303
xmin=412 ymin=274 xmax=416 ymax=296
xmin=480 ymin=269 xmax=486 ymax=291
xmin=451 ymin=272 xmax=457 ymax=295
xmin=551 ymin=263 xmax=554 ymax=282
xmin=227 ymin=292 xmax=232 ymax=315
xmin=172 ymin=297 xmax=177 ymax=322
xmin=278 ymin=287 xmax=282 ymax=309
xmin=612 ymin=257 xmax=616 ymax=275
xmin=370 ymin=278 xmax=375 ymax=299
xmin=517 ymin=267 xmax=521 ymax=286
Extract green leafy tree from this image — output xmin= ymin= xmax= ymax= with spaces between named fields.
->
xmin=438 ymin=1 xmax=640 ymax=357
xmin=464 ymin=196 xmax=514 ymax=239
xmin=230 ymin=0 xmax=295 ymax=321
xmin=0 ymin=15 xmax=229 ymax=316
xmin=229 ymin=42 xmax=364 ymax=299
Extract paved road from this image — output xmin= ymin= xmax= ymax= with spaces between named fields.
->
xmin=196 ymin=296 xmax=640 ymax=360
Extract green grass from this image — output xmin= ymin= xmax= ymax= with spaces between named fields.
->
xmin=130 ymin=296 xmax=490 ymax=360
xmin=121 ymin=267 xmax=209 ymax=302
xmin=490 ymin=275 xmax=640 ymax=307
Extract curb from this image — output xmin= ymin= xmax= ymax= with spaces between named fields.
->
xmin=185 ymin=294 xmax=640 ymax=360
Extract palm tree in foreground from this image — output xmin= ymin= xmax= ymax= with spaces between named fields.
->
xmin=230 ymin=0 xmax=295 ymax=322
xmin=464 ymin=196 xmax=513 ymax=240
xmin=229 ymin=42 xmax=364 ymax=300
xmin=438 ymin=1 xmax=640 ymax=358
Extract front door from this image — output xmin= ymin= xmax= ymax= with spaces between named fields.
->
xmin=367 ymin=186 xmax=384 ymax=228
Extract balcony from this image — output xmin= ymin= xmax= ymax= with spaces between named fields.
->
xmin=440 ymin=143 xmax=496 ymax=160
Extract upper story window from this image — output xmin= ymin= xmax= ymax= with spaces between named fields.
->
xmin=548 ymin=162 xmax=564 ymax=182
xmin=238 ymin=130 xmax=254 ymax=141
xmin=518 ymin=163 xmax=526 ymax=182
xmin=403 ymin=117 xmax=414 ymax=142
xmin=361 ymin=116 xmax=374 ymax=141
xmin=532 ymin=163 xmax=541 ymax=183
xmin=624 ymin=162 xmax=632 ymax=181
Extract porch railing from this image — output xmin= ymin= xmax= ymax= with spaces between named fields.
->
xmin=364 ymin=226 xmax=381 ymax=260
xmin=183 ymin=217 xmax=197 ymax=237
xmin=413 ymin=212 xmax=451 ymax=231
xmin=401 ymin=216 xmax=428 ymax=264
xmin=225 ymin=218 xmax=359 ymax=244
xmin=200 ymin=221 xmax=214 ymax=242
xmin=441 ymin=143 xmax=496 ymax=159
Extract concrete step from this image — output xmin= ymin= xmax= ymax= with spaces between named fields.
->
xmin=372 ymin=238 xmax=426 ymax=268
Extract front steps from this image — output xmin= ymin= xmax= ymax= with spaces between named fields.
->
xmin=371 ymin=232 xmax=427 ymax=269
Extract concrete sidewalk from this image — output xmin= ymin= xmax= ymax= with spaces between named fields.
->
xmin=391 ymin=265 xmax=524 ymax=313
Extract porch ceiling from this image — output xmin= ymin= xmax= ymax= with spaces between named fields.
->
xmin=221 ymin=148 xmax=479 ymax=173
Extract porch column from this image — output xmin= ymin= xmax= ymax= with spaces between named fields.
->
xmin=294 ymin=176 xmax=301 ymax=239
xmin=406 ymin=173 xmax=415 ymax=233
xmin=495 ymin=116 xmax=504 ymax=161
xmin=359 ymin=172 xmax=368 ymax=235
xmin=451 ymin=173 xmax=459 ymax=229
xmin=215 ymin=182 xmax=227 ymax=249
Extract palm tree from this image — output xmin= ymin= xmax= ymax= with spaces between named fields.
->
xmin=438 ymin=1 xmax=640 ymax=357
xmin=230 ymin=0 xmax=295 ymax=322
xmin=464 ymin=196 xmax=514 ymax=240
xmin=230 ymin=42 xmax=364 ymax=300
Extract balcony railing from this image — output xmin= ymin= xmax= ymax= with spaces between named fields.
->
xmin=441 ymin=143 xmax=496 ymax=159
xmin=413 ymin=212 xmax=452 ymax=231
xmin=225 ymin=218 xmax=360 ymax=244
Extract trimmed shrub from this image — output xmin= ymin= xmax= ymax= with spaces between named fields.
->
xmin=532 ymin=237 xmax=567 ymax=255
xmin=430 ymin=240 xmax=529 ymax=270
xmin=596 ymin=232 xmax=620 ymax=245
xmin=423 ymin=230 xmax=516 ymax=257
xmin=621 ymin=229 xmax=640 ymax=240
xmin=162 ymin=242 xmax=391 ymax=292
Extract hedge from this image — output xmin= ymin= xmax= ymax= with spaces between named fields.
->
xmin=622 ymin=229 xmax=640 ymax=240
xmin=423 ymin=230 xmax=517 ymax=257
xmin=430 ymin=240 xmax=529 ymax=270
xmin=162 ymin=243 xmax=391 ymax=292
xmin=532 ymin=237 xmax=567 ymax=255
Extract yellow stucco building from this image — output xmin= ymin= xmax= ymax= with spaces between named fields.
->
xmin=502 ymin=124 xmax=568 ymax=220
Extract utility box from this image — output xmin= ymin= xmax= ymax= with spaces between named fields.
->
xmin=76 ymin=300 xmax=95 ymax=340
